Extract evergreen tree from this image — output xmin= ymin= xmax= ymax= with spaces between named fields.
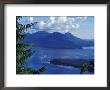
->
xmin=80 ymin=63 xmax=88 ymax=74
xmin=16 ymin=16 xmax=45 ymax=74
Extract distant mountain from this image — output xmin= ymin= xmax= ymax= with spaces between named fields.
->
xmin=24 ymin=31 xmax=94 ymax=49
xmin=65 ymin=32 xmax=94 ymax=47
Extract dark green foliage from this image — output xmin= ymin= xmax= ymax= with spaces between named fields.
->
xmin=39 ymin=66 xmax=46 ymax=73
xmin=32 ymin=66 xmax=46 ymax=74
xmin=90 ymin=61 xmax=94 ymax=66
xmin=16 ymin=16 xmax=45 ymax=74
xmin=80 ymin=63 xmax=88 ymax=74
xmin=25 ymin=22 xmax=37 ymax=31
xmin=16 ymin=66 xmax=39 ymax=74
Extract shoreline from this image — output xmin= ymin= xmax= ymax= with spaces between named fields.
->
xmin=50 ymin=59 xmax=94 ymax=73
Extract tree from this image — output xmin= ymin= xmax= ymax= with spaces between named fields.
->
xmin=80 ymin=63 xmax=88 ymax=74
xmin=16 ymin=16 xmax=45 ymax=74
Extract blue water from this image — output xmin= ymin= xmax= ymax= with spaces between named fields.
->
xmin=25 ymin=47 xmax=94 ymax=74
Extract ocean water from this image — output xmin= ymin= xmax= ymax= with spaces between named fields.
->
xmin=25 ymin=47 xmax=94 ymax=74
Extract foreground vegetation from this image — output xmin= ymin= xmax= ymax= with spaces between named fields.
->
xmin=16 ymin=16 xmax=45 ymax=74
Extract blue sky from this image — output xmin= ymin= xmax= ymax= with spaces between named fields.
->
xmin=19 ymin=16 xmax=94 ymax=39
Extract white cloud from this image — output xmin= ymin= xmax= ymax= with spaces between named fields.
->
xmin=38 ymin=21 xmax=46 ymax=29
xmin=45 ymin=16 xmax=83 ymax=33
xmin=29 ymin=17 xmax=34 ymax=22
xmin=57 ymin=16 xmax=67 ymax=23
xmin=75 ymin=23 xmax=80 ymax=29
xmin=50 ymin=16 xmax=56 ymax=23
xmin=83 ymin=16 xmax=87 ymax=20
xmin=71 ymin=24 xmax=75 ymax=28
xmin=25 ymin=16 xmax=88 ymax=34
xmin=76 ymin=16 xmax=87 ymax=21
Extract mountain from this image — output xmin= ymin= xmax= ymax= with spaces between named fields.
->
xmin=65 ymin=32 xmax=94 ymax=47
xmin=24 ymin=31 xmax=49 ymax=43
xmin=24 ymin=31 xmax=94 ymax=49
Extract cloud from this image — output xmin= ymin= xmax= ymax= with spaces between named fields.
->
xmin=25 ymin=16 xmax=88 ymax=34
xmin=57 ymin=16 xmax=67 ymax=23
xmin=76 ymin=16 xmax=87 ymax=21
xmin=50 ymin=16 xmax=56 ymax=23
xmin=75 ymin=23 xmax=80 ymax=29
xmin=38 ymin=21 xmax=46 ymax=29
xmin=29 ymin=17 xmax=34 ymax=22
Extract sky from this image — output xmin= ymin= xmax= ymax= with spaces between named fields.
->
xmin=18 ymin=16 xmax=94 ymax=39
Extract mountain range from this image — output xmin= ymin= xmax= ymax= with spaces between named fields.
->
xmin=24 ymin=31 xmax=94 ymax=49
